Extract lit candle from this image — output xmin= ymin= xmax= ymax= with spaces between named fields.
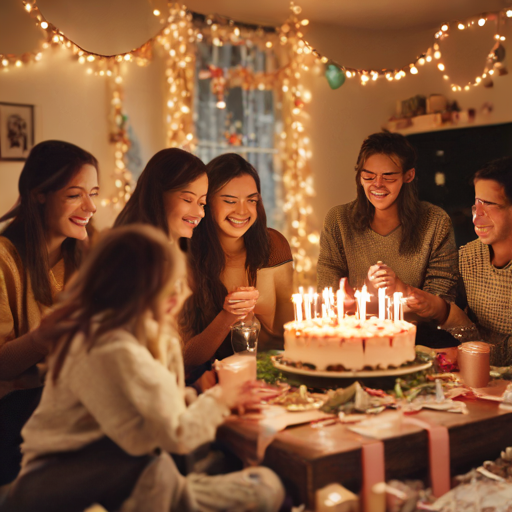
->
xmin=386 ymin=295 xmax=391 ymax=320
xmin=322 ymin=288 xmax=330 ymax=312
xmin=313 ymin=293 xmax=319 ymax=318
xmin=378 ymin=287 xmax=386 ymax=320
xmin=292 ymin=293 xmax=303 ymax=323
xmin=355 ymin=285 xmax=371 ymax=321
xmin=336 ymin=288 xmax=345 ymax=323
xmin=328 ymin=287 xmax=335 ymax=317
xmin=304 ymin=291 xmax=312 ymax=321
xmin=393 ymin=292 xmax=403 ymax=321
xmin=321 ymin=303 xmax=328 ymax=322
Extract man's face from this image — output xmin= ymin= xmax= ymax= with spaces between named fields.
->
xmin=473 ymin=179 xmax=512 ymax=248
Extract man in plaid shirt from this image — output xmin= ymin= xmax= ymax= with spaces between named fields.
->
xmin=457 ymin=158 xmax=512 ymax=366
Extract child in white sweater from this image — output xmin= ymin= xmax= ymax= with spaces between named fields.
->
xmin=1 ymin=225 xmax=284 ymax=512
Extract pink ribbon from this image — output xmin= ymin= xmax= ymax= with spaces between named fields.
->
xmin=403 ymin=417 xmax=450 ymax=498
xmin=361 ymin=441 xmax=385 ymax=512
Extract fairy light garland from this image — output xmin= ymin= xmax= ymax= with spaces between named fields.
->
xmin=278 ymin=3 xmax=318 ymax=284
xmin=156 ymin=3 xmax=197 ymax=149
xmin=432 ymin=11 xmax=509 ymax=91
xmin=303 ymin=7 xmax=512 ymax=91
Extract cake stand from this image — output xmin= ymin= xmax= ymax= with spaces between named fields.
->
xmin=271 ymin=354 xmax=432 ymax=390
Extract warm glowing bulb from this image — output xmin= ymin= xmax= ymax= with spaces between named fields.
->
xmin=301 ymin=19 xmax=309 ymax=25
xmin=458 ymin=23 xmax=465 ymax=30
xmin=115 ymin=76 xmax=123 ymax=83
xmin=410 ymin=66 xmax=418 ymax=74
xmin=216 ymin=100 xmax=226 ymax=109
xmin=451 ymin=86 xmax=457 ymax=92
xmin=489 ymin=69 xmax=495 ymax=75
xmin=124 ymin=54 xmax=132 ymax=61
xmin=52 ymin=35 xmax=60 ymax=43
xmin=507 ymin=10 xmax=512 ymax=17
xmin=394 ymin=73 xmax=401 ymax=80
xmin=25 ymin=3 xmax=32 ymax=12
xmin=15 ymin=60 xmax=22 ymax=67
xmin=40 ymin=21 xmax=48 ymax=29
xmin=426 ymin=55 xmax=432 ymax=62
xmin=495 ymin=34 xmax=500 ymax=40
xmin=418 ymin=58 xmax=425 ymax=66
xmin=153 ymin=9 xmax=160 ymax=16
xmin=441 ymin=24 xmax=448 ymax=31
xmin=438 ymin=63 xmax=445 ymax=71
xmin=346 ymin=71 xmax=352 ymax=78
xmin=434 ymin=51 xmax=441 ymax=59
xmin=266 ymin=41 xmax=273 ymax=48
xmin=1 ymin=59 xmax=8 ymax=66
xmin=501 ymin=36 xmax=506 ymax=41
xmin=78 ymin=56 xmax=85 ymax=64
xmin=465 ymin=85 xmax=470 ymax=90
xmin=443 ymin=75 xmax=449 ymax=80
xmin=87 ymin=55 xmax=95 ymax=62
xmin=320 ymin=56 xmax=328 ymax=64
xmin=186 ymin=133 xmax=194 ymax=141
xmin=475 ymin=76 xmax=482 ymax=83
xmin=478 ymin=18 xmax=486 ymax=26
xmin=361 ymin=74 xmax=369 ymax=82
xmin=181 ymin=105 xmax=190 ymax=113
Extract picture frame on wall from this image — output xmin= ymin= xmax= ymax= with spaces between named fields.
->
xmin=0 ymin=102 xmax=34 ymax=161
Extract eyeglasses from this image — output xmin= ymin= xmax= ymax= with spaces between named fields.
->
xmin=471 ymin=198 xmax=506 ymax=218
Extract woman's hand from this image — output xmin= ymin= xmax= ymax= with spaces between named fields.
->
xmin=222 ymin=286 xmax=259 ymax=318
xmin=31 ymin=302 xmax=78 ymax=354
xmin=405 ymin=287 xmax=449 ymax=324
xmin=367 ymin=261 xmax=409 ymax=296
xmin=217 ymin=380 xmax=262 ymax=414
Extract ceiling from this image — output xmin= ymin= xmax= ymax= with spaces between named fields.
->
xmin=184 ymin=0 xmax=511 ymax=30
xmin=1 ymin=0 xmax=511 ymax=57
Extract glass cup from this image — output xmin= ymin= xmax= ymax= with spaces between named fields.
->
xmin=230 ymin=314 xmax=260 ymax=356
xmin=214 ymin=315 xmax=261 ymax=387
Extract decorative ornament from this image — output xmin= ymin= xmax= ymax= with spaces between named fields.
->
xmin=491 ymin=42 xmax=506 ymax=63
xmin=325 ymin=64 xmax=346 ymax=89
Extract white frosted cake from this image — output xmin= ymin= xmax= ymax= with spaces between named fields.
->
xmin=283 ymin=316 xmax=417 ymax=371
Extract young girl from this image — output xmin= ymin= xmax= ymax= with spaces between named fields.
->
xmin=2 ymin=225 xmax=284 ymax=512
xmin=317 ymin=131 xmax=458 ymax=324
xmin=114 ymin=148 xmax=208 ymax=243
xmin=0 ymin=140 xmax=99 ymax=484
xmin=180 ymin=153 xmax=294 ymax=383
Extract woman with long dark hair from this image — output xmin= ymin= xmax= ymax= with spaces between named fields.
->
xmin=2 ymin=225 xmax=284 ymax=512
xmin=0 ymin=140 xmax=99 ymax=483
xmin=114 ymin=148 xmax=208 ymax=243
xmin=317 ymin=131 xmax=458 ymax=323
xmin=180 ymin=154 xmax=294 ymax=382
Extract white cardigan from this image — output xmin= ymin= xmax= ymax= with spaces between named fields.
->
xmin=21 ymin=321 xmax=230 ymax=465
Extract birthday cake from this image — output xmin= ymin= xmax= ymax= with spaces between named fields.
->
xmin=283 ymin=316 xmax=417 ymax=371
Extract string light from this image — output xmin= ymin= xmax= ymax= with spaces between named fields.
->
xmin=278 ymin=2 xmax=318 ymax=284
xmin=156 ymin=3 xmax=196 ymax=149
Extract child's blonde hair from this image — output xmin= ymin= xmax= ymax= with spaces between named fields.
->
xmin=50 ymin=224 xmax=185 ymax=380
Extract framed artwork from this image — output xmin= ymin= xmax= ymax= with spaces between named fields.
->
xmin=0 ymin=102 xmax=34 ymax=161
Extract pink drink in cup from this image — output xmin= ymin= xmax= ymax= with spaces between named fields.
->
xmin=215 ymin=352 xmax=257 ymax=387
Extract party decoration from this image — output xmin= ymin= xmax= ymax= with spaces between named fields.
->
xmin=325 ymin=64 xmax=345 ymax=89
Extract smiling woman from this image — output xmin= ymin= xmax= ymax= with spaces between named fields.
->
xmin=0 ymin=139 xmax=99 ymax=484
xmin=317 ymin=131 xmax=458 ymax=326
xmin=179 ymin=153 xmax=294 ymax=385
xmin=114 ymin=147 xmax=207 ymax=242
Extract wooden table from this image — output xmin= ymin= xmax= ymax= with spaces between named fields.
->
xmin=216 ymin=399 xmax=512 ymax=508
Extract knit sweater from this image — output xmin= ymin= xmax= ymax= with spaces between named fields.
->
xmin=459 ymin=239 xmax=512 ymax=365
xmin=21 ymin=321 xmax=230 ymax=465
xmin=317 ymin=201 xmax=458 ymax=301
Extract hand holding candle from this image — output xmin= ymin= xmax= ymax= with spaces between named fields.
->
xmin=367 ymin=261 xmax=400 ymax=294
